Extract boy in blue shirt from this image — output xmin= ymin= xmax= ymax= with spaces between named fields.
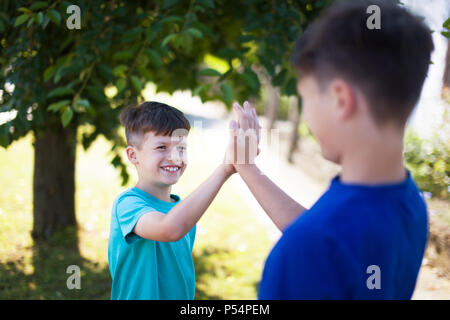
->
xmin=227 ymin=0 xmax=433 ymax=299
xmin=108 ymin=101 xmax=235 ymax=299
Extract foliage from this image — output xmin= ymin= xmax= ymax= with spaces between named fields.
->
xmin=408 ymin=11 xmax=450 ymax=201
xmin=0 ymin=0 xmax=331 ymax=184
xmin=442 ymin=16 xmax=450 ymax=38
xmin=404 ymin=128 xmax=450 ymax=200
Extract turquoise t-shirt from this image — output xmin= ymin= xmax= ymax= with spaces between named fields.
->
xmin=108 ymin=187 xmax=196 ymax=300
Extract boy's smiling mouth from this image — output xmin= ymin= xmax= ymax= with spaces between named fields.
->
xmin=160 ymin=165 xmax=181 ymax=173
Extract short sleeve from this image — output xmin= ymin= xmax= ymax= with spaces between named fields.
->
xmin=258 ymin=228 xmax=355 ymax=300
xmin=115 ymin=195 xmax=156 ymax=245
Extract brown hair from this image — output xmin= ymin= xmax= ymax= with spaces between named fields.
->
xmin=291 ymin=0 xmax=434 ymax=126
xmin=119 ymin=101 xmax=191 ymax=148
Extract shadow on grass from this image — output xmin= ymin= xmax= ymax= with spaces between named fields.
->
xmin=194 ymin=246 xmax=257 ymax=300
xmin=0 ymin=226 xmax=111 ymax=300
xmin=1 ymin=228 xmax=261 ymax=300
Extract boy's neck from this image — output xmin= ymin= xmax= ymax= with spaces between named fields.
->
xmin=339 ymin=131 xmax=407 ymax=185
xmin=135 ymin=180 xmax=173 ymax=203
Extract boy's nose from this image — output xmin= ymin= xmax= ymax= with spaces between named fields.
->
xmin=168 ymin=149 xmax=183 ymax=165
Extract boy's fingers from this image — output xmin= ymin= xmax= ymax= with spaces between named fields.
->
xmin=243 ymin=101 xmax=255 ymax=129
xmin=251 ymin=108 xmax=261 ymax=142
xmin=229 ymin=119 xmax=238 ymax=131
xmin=234 ymin=101 xmax=249 ymax=130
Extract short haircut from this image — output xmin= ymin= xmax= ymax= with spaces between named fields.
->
xmin=291 ymin=0 xmax=434 ymax=126
xmin=119 ymin=101 xmax=191 ymax=148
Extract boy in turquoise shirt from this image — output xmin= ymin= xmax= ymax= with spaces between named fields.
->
xmin=108 ymin=101 xmax=235 ymax=300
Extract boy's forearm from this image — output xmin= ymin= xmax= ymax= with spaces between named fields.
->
xmin=235 ymin=164 xmax=305 ymax=231
xmin=164 ymin=165 xmax=231 ymax=240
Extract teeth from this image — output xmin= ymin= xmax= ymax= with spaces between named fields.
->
xmin=162 ymin=166 xmax=179 ymax=172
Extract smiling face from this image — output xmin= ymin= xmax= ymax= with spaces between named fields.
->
xmin=127 ymin=131 xmax=188 ymax=187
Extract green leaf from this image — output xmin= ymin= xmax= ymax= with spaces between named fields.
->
xmin=43 ymin=65 xmax=57 ymax=81
xmin=17 ymin=7 xmax=32 ymax=13
xmin=61 ymin=107 xmax=74 ymax=128
xmin=47 ymin=99 xmax=70 ymax=112
xmin=199 ymin=68 xmax=222 ymax=77
xmin=220 ymin=83 xmax=234 ymax=105
xmin=48 ymin=9 xmax=61 ymax=25
xmin=443 ymin=17 xmax=450 ymax=29
xmin=26 ymin=17 xmax=34 ymax=27
xmin=75 ymin=99 xmax=90 ymax=108
xmin=217 ymin=48 xmax=242 ymax=60
xmin=159 ymin=16 xmax=183 ymax=24
xmin=0 ymin=124 xmax=11 ymax=148
xmin=130 ymin=76 xmax=142 ymax=92
xmin=178 ymin=32 xmax=192 ymax=51
xmin=146 ymin=49 xmax=162 ymax=68
xmin=162 ymin=0 xmax=181 ymax=10
xmin=283 ymin=77 xmax=297 ymax=96
xmin=73 ymin=99 xmax=91 ymax=112
xmin=42 ymin=14 xmax=50 ymax=29
xmin=113 ymin=65 xmax=128 ymax=77
xmin=162 ymin=34 xmax=176 ymax=47
xmin=192 ymin=84 xmax=204 ymax=97
xmin=14 ymin=14 xmax=29 ymax=27
xmin=185 ymin=27 xmax=203 ymax=39
xmin=116 ymin=78 xmax=126 ymax=92
xmin=239 ymin=68 xmax=260 ymax=91
xmin=112 ymin=50 xmax=134 ymax=61
xmin=48 ymin=87 xmax=74 ymax=98
xmin=441 ymin=31 xmax=450 ymax=38
xmin=37 ymin=12 xmax=44 ymax=25
xmin=29 ymin=1 xmax=48 ymax=11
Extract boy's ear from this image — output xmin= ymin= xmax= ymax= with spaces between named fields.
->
xmin=330 ymin=79 xmax=356 ymax=121
xmin=126 ymin=146 xmax=139 ymax=165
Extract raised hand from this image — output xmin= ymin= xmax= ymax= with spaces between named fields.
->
xmin=233 ymin=101 xmax=261 ymax=145
xmin=225 ymin=101 xmax=261 ymax=167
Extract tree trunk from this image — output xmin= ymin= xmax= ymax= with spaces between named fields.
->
xmin=32 ymin=122 xmax=77 ymax=241
xmin=287 ymin=96 xmax=301 ymax=163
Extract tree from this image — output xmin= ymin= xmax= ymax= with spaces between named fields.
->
xmin=0 ymin=0 xmax=330 ymax=240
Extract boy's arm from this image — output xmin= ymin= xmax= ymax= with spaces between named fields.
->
xmin=231 ymin=101 xmax=306 ymax=231
xmin=133 ymin=164 xmax=232 ymax=242
xmin=235 ymin=164 xmax=306 ymax=231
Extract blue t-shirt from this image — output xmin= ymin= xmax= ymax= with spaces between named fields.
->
xmin=108 ymin=187 xmax=196 ymax=300
xmin=258 ymin=171 xmax=428 ymax=299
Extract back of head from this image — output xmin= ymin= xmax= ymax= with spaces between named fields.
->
xmin=291 ymin=0 xmax=434 ymax=126
xmin=119 ymin=101 xmax=191 ymax=149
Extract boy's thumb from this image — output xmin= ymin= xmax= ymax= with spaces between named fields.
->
xmin=229 ymin=119 xmax=238 ymax=132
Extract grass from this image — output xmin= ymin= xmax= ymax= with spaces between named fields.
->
xmin=0 ymin=126 xmax=272 ymax=300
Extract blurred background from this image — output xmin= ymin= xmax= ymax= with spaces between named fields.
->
xmin=0 ymin=0 xmax=449 ymax=299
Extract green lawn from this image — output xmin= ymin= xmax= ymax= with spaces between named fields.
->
xmin=0 ymin=126 xmax=272 ymax=299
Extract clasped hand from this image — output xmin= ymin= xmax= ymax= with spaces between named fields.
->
xmin=224 ymin=101 xmax=261 ymax=174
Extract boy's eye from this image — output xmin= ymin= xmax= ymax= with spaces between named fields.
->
xmin=177 ymin=146 xmax=186 ymax=152
xmin=156 ymin=145 xmax=166 ymax=150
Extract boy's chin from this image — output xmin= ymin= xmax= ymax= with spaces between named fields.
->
xmin=157 ymin=170 xmax=183 ymax=185
xmin=321 ymin=148 xmax=341 ymax=165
